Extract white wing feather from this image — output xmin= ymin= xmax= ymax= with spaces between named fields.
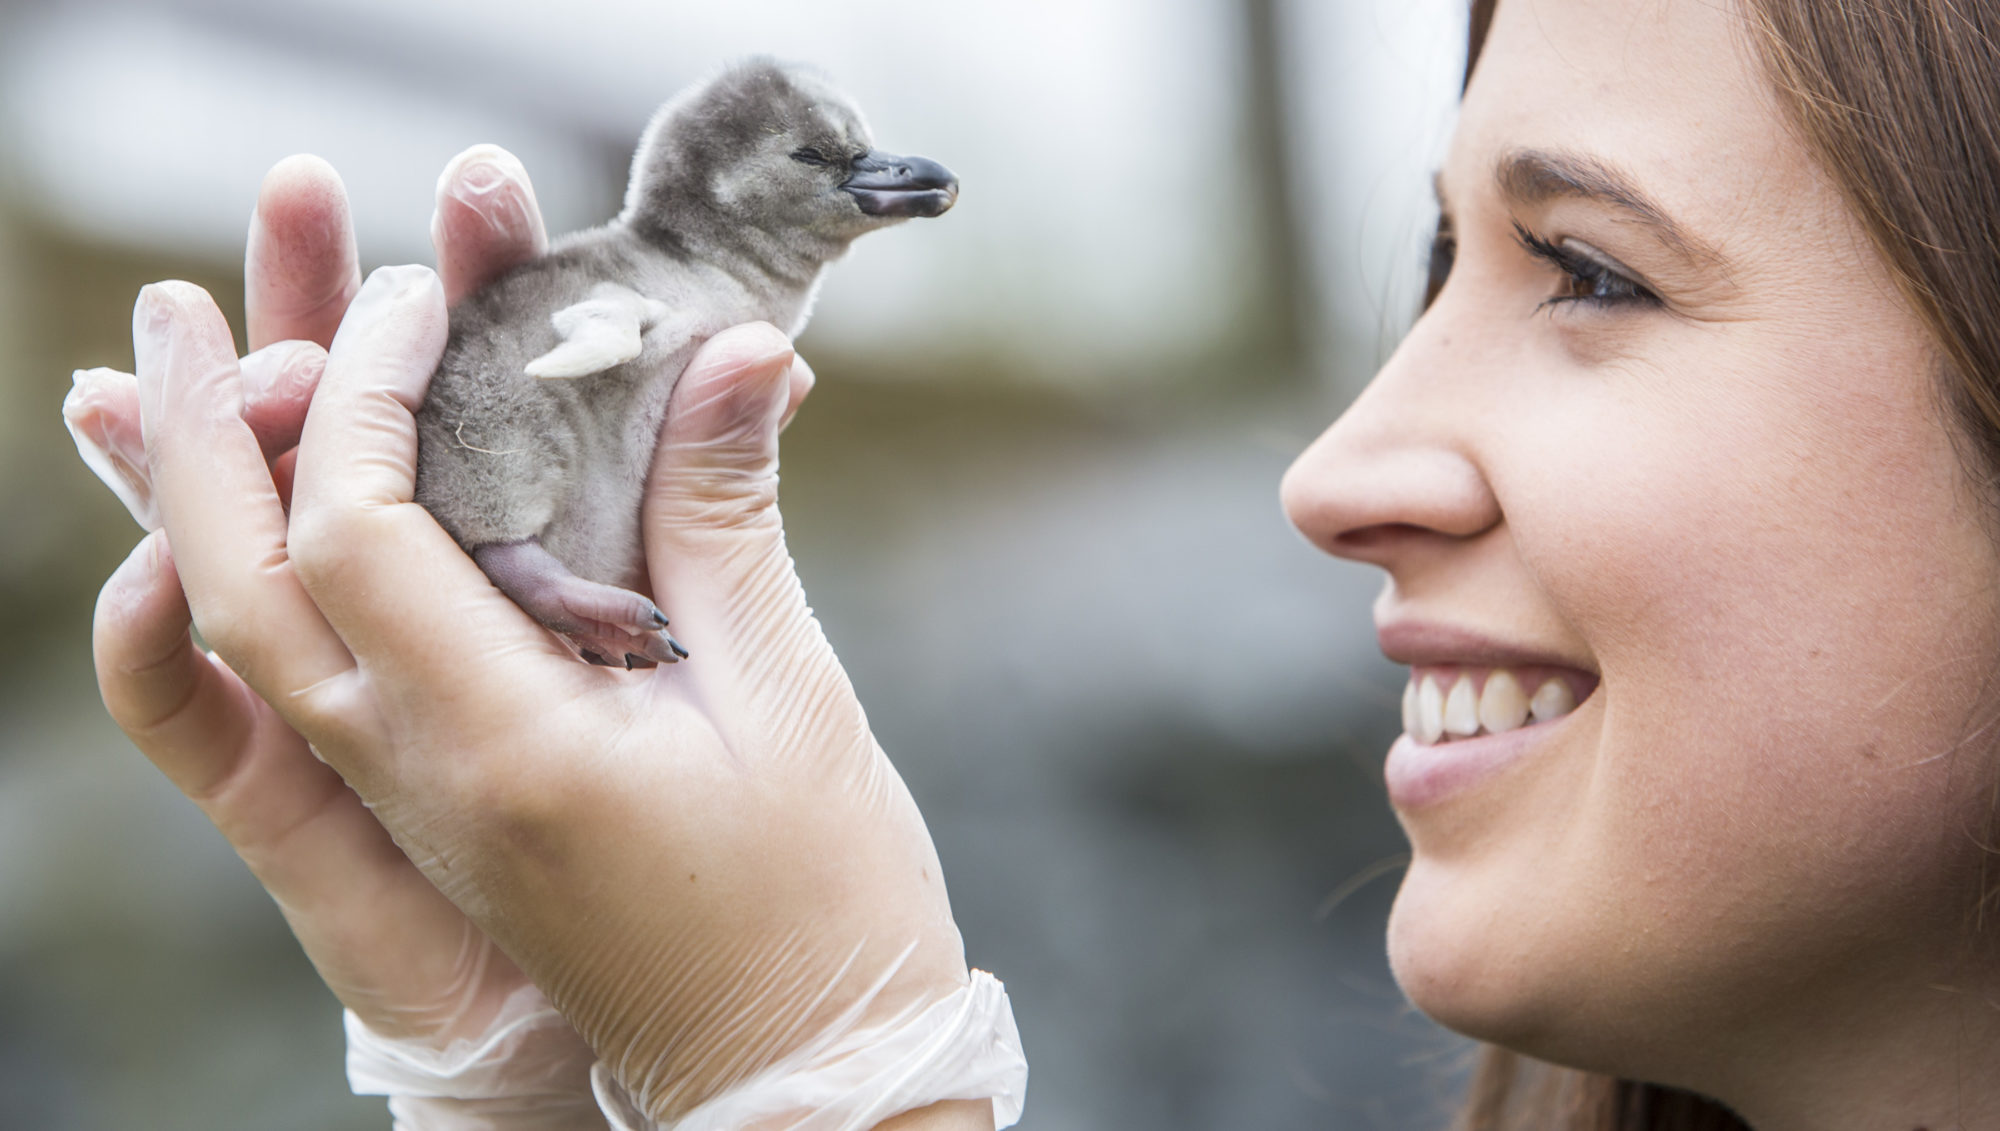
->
xmin=524 ymin=285 xmax=677 ymax=379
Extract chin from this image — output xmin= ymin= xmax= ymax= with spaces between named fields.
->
xmin=1388 ymin=862 xmax=1531 ymax=1041
xmin=1384 ymin=854 xmax=1626 ymax=1070
xmin=1388 ymin=857 xmax=1726 ymax=1091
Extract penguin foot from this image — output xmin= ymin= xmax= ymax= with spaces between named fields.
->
xmin=566 ymin=626 xmax=687 ymax=669
xmin=472 ymin=538 xmax=688 ymax=666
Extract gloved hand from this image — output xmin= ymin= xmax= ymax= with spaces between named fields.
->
xmin=113 ymin=165 xmax=1022 ymax=1127
xmin=75 ymin=148 xmax=620 ymax=1128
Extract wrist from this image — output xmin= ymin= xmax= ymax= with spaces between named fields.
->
xmin=874 ymin=1099 xmax=995 ymax=1131
xmin=388 ymin=1095 xmax=610 ymax=1131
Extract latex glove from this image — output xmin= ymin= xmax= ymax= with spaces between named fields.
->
xmin=125 ymin=216 xmax=1018 ymax=1128
xmin=77 ymin=149 xmax=613 ymax=1128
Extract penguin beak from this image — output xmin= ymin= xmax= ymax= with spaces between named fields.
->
xmin=841 ymin=151 xmax=959 ymax=218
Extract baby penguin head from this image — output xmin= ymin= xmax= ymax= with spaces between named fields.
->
xmin=623 ymin=59 xmax=958 ymax=256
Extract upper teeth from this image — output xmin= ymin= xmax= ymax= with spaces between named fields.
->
xmin=1401 ymin=668 xmax=1579 ymax=746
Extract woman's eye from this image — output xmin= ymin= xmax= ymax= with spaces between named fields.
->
xmin=1422 ymin=224 xmax=1456 ymax=311
xmin=1511 ymin=222 xmax=1660 ymax=312
xmin=790 ymin=147 xmax=831 ymax=166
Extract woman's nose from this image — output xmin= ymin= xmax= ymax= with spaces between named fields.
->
xmin=1280 ymin=323 xmax=1502 ymax=569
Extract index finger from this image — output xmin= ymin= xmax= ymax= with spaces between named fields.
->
xmin=137 ymin=280 xmax=360 ymax=724
xmin=246 ymin=155 xmax=362 ymax=352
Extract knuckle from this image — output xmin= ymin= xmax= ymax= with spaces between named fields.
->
xmin=285 ymin=506 xmax=364 ymax=592
xmin=183 ymin=600 xmax=256 ymax=672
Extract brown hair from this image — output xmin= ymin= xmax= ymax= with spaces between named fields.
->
xmin=1446 ymin=0 xmax=2000 ymax=1127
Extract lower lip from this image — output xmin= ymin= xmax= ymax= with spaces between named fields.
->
xmin=1382 ymin=718 xmax=1567 ymax=810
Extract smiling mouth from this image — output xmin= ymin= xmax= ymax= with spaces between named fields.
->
xmin=1402 ymin=665 xmax=1599 ymax=745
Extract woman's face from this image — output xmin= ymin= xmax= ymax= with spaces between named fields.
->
xmin=1284 ymin=0 xmax=2000 ymax=1104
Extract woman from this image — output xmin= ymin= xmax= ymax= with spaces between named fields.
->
xmin=67 ymin=0 xmax=2000 ymax=1126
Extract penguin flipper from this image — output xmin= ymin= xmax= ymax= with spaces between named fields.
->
xmin=525 ymin=284 xmax=683 ymax=379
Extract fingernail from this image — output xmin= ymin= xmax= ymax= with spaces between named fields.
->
xmin=335 ymin=264 xmax=441 ymax=344
xmin=64 ymin=368 xmax=118 ymax=431
xmin=457 ymin=159 xmax=509 ymax=196
xmin=706 ymin=322 xmax=797 ymax=374
xmin=245 ymin=339 xmax=325 ymax=395
xmin=438 ymin=146 xmax=537 ymax=238
xmin=438 ymin=145 xmax=525 ymax=200
xmin=390 ymin=263 xmax=437 ymax=300
xmin=68 ymin=367 xmax=104 ymax=402
xmin=133 ymin=284 xmax=175 ymax=354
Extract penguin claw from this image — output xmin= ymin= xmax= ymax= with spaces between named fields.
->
xmin=632 ymin=629 xmax=685 ymax=665
xmin=470 ymin=541 xmax=684 ymax=668
xmin=566 ymin=628 xmax=682 ymax=669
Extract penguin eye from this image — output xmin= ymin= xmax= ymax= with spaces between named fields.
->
xmin=790 ymin=148 xmax=832 ymax=167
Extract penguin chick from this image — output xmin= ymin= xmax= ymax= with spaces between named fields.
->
xmin=414 ymin=59 xmax=957 ymax=668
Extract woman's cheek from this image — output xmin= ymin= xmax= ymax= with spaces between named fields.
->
xmin=1385 ymin=344 xmax=1994 ymax=1050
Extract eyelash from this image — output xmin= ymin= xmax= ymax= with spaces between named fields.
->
xmin=1423 ymin=224 xmax=1455 ymax=311
xmin=1509 ymin=222 xmax=1660 ymax=312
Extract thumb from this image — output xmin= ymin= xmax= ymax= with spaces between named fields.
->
xmin=643 ymin=322 xmax=827 ymax=683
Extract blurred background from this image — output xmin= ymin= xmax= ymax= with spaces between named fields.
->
xmin=0 ymin=0 xmax=1473 ymax=1127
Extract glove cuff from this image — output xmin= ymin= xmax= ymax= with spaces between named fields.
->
xmin=591 ymin=968 xmax=1027 ymax=1131
xmin=347 ymin=984 xmax=606 ymax=1129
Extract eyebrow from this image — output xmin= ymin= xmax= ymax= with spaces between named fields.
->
xmin=1490 ymin=147 xmax=1723 ymax=265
